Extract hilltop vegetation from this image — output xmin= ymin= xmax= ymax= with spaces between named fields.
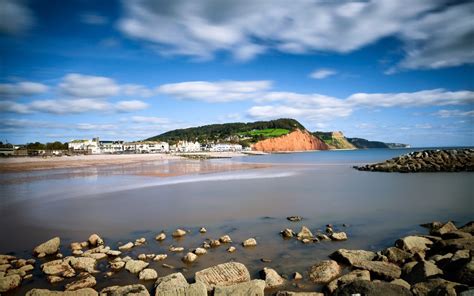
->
xmin=312 ymin=131 xmax=356 ymax=149
xmin=146 ymin=118 xmax=305 ymax=146
xmin=346 ymin=137 xmax=389 ymax=149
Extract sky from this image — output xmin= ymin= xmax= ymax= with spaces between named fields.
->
xmin=0 ymin=0 xmax=473 ymax=147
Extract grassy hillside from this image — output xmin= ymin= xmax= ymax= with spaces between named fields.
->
xmin=312 ymin=131 xmax=356 ymax=149
xmin=347 ymin=137 xmax=389 ymax=148
xmin=146 ymin=118 xmax=305 ymax=146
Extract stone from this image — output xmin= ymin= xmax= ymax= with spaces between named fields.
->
xmin=68 ymin=257 xmax=97 ymax=273
xmin=435 ymin=237 xmax=474 ymax=252
xmin=118 ymin=242 xmax=134 ymax=251
xmin=452 ymin=249 xmax=470 ymax=262
xmin=453 ymin=257 xmax=474 ymax=285
xmin=0 ymin=274 xmax=21 ymax=293
xmin=404 ymin=260 xmax=443 ymax=284
xmin=73 ymin=250 xmax=83 ymax=256
xmin=351 ymin=260 xmax=401 ymax=280
xmin=26 ymin=288 xmax=98 ymax=296
xmin=71 ymin=242 xmax=82 ymax=250
xmin=19 ymin=264 xmax=34 ymax=273
xmin=210 ymin=240 xmax=221 ymax=247
xmin=135 ymin=238 xmax=146 ymax=246
xmin=162 ymin=264 xmax=174 ymax=269
xmin=395 ymin=235 xmax=433 ymax=254
xmin=460 ymin=221 xmax=474 ymax=234
xmin=154 ymin=272 xmax=188 ymax=291
xmin=199 ymin=227 xmax=207 ymax=233
xmin=110 ymin=261 xmax=125 ymax=271
xmin=34 ymin=237 xmax=60 ymax=256
xmin=327 ymin=270 xmax=370 ymax=293
xmin=219 ymin=235 xmax=232 ymax=243
xmin=242 ymin=238 xmax=257 ymax=247
xmin=331 ymin=232 xmax=348 ymax=241
xmin=0 ymin=264 xmax=11 ymax=272
xmin=65 ymin=274 xmax=96 ymax=291
xmin=172 ymin=229 xmax=187 ymax=237
xmin=330 ymin=249 xmax=377 ymax=265
xmin=182 ymin=252 xmax=198 ymax=263
xmin=227 ymin=246 xmax=236 ymax=253
xmin=275 ymin=292 xmax=323 ymax=296
xmin=214 ymin=279 xmax=265 ymax=296
xmin=287 ymin=216 xmax=303 ymax=222
xmin=195 ymin=262 xmax=251 ymax=291
xmin=125 ymin=260 xmax=149 ymax=274
xmin=194 ymin=248 xmax=207 ymax=255
xmin=390 ymin=279 xmax=411 ymax=290
xmin=382 ymin=247 xmax=412 ymax=264
xmin=281 ymin=228 xmax=294 ymax=238
xmin=83 ymin=253 xmax=107 ymax=260
xmin=155 ymin=233 xmax=166 ymax=241
xmin=155 ymin=281 xmax=206 ymax=296
xmin=431 ymin=221 xmax=457 ymax=236
xmin=294 ymin=272 xmax=303 ymax=280
xmin=333 ymin=280 xmax=412 ymax=296
xmin=138 ymin=254 xmax=147 ymax=260
xmin=442 ymin=230 xmax=472 ymax=240
xmin=297 ymin=226 xmax=313 ymax=240
xmin=139 ymin=268 xmax=158 ymax=281
xmin=411 ymin=278 xmax=468 ymax=296
xmin=169 ymin=246 xmax=184 ymax=252
xmin=309 ymin=260 xmax=341 ymax=284
xmin=88 ymin=234 xmax=103 ymax=247
xmin=106 ymin=250 xmax=121 ymax=257
xmin=154 ymin=254 xmax=167 ymax=261
xmin=41 ymin=259 xmax=75 ymax=277
xmin=100 ymin=284 xmax=149 ymax=296
xmin=262 ymin=267 xmax=285 ymax=288
xmin=47 ymin=275 xmax=64 ymax=283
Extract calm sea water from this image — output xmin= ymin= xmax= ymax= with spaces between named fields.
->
xmin=0 ymin=148 xmax=472 ymax=293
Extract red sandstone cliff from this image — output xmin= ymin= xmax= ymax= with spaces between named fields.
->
xmin=252 ymin=129 xmax=329 ymax=152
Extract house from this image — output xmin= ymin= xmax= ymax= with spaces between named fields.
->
xmin=99 ymin=140 xmax=124 ymax=154
xmin=68 ymin=138 xmax=100 ymax=154
xmin=123 ymin=141 xmax=169 ymax=153
xmin=210 ymin=143 xmax=243 ymax=152
xmin=176 ymin=141 xmax=201 ymax=152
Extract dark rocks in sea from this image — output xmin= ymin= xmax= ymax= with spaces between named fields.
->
xmin=355 ymin=149 xmax=474 ymax=173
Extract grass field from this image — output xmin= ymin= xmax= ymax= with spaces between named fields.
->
xmin=241 ymin=128 xmax=290 ymax=138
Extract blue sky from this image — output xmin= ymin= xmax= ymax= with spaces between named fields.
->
xmin=0 ymin=0 xmax=473 ymax=147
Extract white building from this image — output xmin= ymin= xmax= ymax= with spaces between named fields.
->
xmin=99 ymin=141 xmax=124 ymax=154
xmin=123 ymin=141 xmax=169 ymax=153
xmin=210 ymin=143 xmax=243 ymax=152
xmin=68 ymin=138 xmax=100 ymax=154
xmin=176 ymin=141 xmax=201 ymax=152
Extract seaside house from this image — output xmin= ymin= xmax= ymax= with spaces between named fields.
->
xmin=210 ymin=143 xmax=243 ymax=152
xmin=176 ymin=140 xmax=201 ymax=152
xmin=68 ymin=138 xmax=100 ymax=154
xmin=123 ymin=141 xmax=169 ymax=153
xmin=99 ymin=140 xmax=124 ymax=154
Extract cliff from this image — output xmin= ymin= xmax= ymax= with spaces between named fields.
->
xmin=312 ymin=131 xmax=356 ymax=150
xmin=252 ymin=129 xmax=329 ymax=152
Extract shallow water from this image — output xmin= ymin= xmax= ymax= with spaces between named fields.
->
xmin=0 ymin=148 xmax=473 ymax=294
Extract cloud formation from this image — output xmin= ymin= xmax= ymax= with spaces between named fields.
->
xmin=0 ymin=82 xmax=49 ymax=98
xmin=119 ymin=0 xmax=473 ymax=69
xmin=309 ymin=69 xmax=337 ymax=79
xmin=0 ymin=0 xmax=33 ymax=35
xmin=59 ymin=74 xmax=121 ymax=98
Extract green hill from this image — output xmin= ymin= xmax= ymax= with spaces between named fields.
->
xmin=346 ymin=137 xmax=389 ymax=148
xmin=146 ymin=118 xmax=306 ymax=146
xmin=312 ymin=131 xmax=356 ymax=149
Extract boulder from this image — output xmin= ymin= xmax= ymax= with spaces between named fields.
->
xmin=390 ymin=279 xmax=411 ymax=290
xmin=442 ymin=230 xmax=472 ymax=240
xmin=431 ymin=221 xmax=457 ymax=236
xmin=297 ymin=226 xmax=313 ymax=240
xmin=118 ymin=242 xmax=134 ymax=251
xmin=154 ymin=254 xmax=167 ymax=261
xmin=139 ymin=268 xmax=158 ymax=281
xmin=110 ymin=261 xmax=125 ymax=271
xmin=172 ymin=229 xmax=186 ymax=237
xmin=395 ymin=236 xmax=433 ymax=254
xmin=351 ymin=260 xmax=401 ymax=280
xmin=434 ymin=237 xmax=474 ymax=252
xmin=327 ymin=269 xmax=370 ymax=293
xmin=452 ymin=257 xmax=474 ymax=285
xmin=194 ymin=248 xmax=207 ymax=255
xmin=411 ymin=278 xmax=468 ymax=296
xmin=333 ymin=280 xmax=412 ymax=296
xmin=155 ymin=233 xmax=166 ymax=241
xmin=294 ymin=272 xmax=303 ymax=280
xmin=219 ymin=235 xmax=232 ymax=243
xmin=199 ymin=227 xmax=207 ymax=233
xmin=331 ymin=232 xmax=348 ymax=241
xmin=41 ymin=259 xmax=75 ymax=277
xmin=404 ymin=261 xmax=443 ymax=284
xmin=227 ymin=246 xmax=236 ymax=253
xmin=26 ymin=288 xmax=98 ymax=296
xmin=47 ymin=275 xmax=64 ymax=284
xmin=242 ymin=238 xmax=257 ymax=247
xmin=125 ymin=260 xmax=149 ymax=274
xmin=214 ymin=280 xmax=265 ymax=296
xmin=0 ymin=274 xmax=21 ymax=293
xmin=281 ymin=228 xmax=294 ymax=238
xmin=460 ymin=221 xmax=474 ymax=234
xmin=34 ymin=237 xmax=60 ymax=256
xmin=309 ymin=260 xmax=341 ymax=284
xmin=88 ymin=234 xmax=103 ymax=247
xmin=67 ymin=257 xmax=97 ymax=273
xmin=275 ymin=292 xmax=323 ymax=296
xmin=330 ymin=249 xmax=376 ymax=265
xmin=65 ymin=275 xmax=96 ymax=291
xmin=169 ymin=246 xmax=184 ymax=252
xmin=182 ymin=252 xmax=198 ymax=263
xmin=262 ymin=267 xmax=285 ymax=288
xmin=155 ymin=280 xmax=206 ymax=296
xmin=195 ymin=262 xmax=250 ymax=291
xmin=382 ymin=247 xmax=412 ymax=264
xmin=100 ymin=284 xmax=149 ymax=296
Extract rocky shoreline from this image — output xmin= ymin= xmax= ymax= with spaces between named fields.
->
xmin=0 ymin=220 xmax=472 ymax=295
xmin=355 ymin=149 xmax=474 ymax=173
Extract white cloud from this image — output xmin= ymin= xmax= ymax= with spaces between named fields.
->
xmin=0 ymin=0 xmax=33 ymax=35
xmin=59 ymin=73 xmax=120 ymax=98
xmin=0 ymin=101 xmax=31 ymax=113
xmin=76 ymin=123 xmax=116 ymax=131
xmin=0 ymin=82 xmax=49 ymax=98
xmin=157 ymin=80 xmax=272 ymax=102
xmin=115 ymin=100 xmax=149 ymax=112
xmin=121 ymin=84 xmax=154 ymax=98
xmin=433 ymin=109 xmax=474 ymax=118
xmin=80 ymin=13 xmax=108 ymax=25
xmin=118 ymin=0 xmax=473 ymax=69
xmin=131 ymin=116 xmax=169 ymax=124
xmin=309 ymin=69 xmax=337 ymax=79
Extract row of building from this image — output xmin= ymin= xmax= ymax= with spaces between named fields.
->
xmin=68 ymin=138 xmax=244 ymax=154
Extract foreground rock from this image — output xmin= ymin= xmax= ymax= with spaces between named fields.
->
xmin=101 ymin=284 xmax=149 ymax=296
xmin=330 ymin=249 xmax=376 ymax=265
xmin=242 ymin=238 xmax=257 ymax=247
xmin=214 ymin=280 xmax=265 ymax=296
xmin=195 ymin=262 xmax=251 ymax=291
xmin=351 ymin=260 xmax=401 ymax=280
xmin=262 ymin=267 xmax=285 ymax=288
xmin=334 ymin=280 xmax=412 ymax=296
xmin=309 ymin=260 xmax=341 ymax=284
xmin=355 ymin=148 xmax=474 ymax=173
xmin=33 ymin=237 xmax=60 ymax=257
xmin=125 ymin=260 xmax=149 ymax=274
xmin=0 ymin=274 xmax=21 ymax=293
xmin=65 ymin=274 xmax=96 ymax=291
xmin=326 ymin=270 xmax=370 ymax=293
xmin=138 ymin=268 xmax=158 ymax=281
xmin=26 ymin=288 xmax=98 ymax=296
xmin=154 ymin=272 xmax=207 ymax=296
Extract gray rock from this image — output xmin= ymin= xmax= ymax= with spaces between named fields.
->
xmin=309 ymin=260 xmax=341 ymax=284
xmin=34 ymin=237 xmax=60 ymax=256
xmin=411 ymin=278 xmax=468 ymax=296
xmin=326 ymin=269 xmax=370 ymax=293
xmin=155 ymin=272 xmax=188 ymax=291
xmin=442 ymin=230 xmax=472 ymax=240
xmin=65 ymin=275 xmax=96 ymax=291
xmin=182 ymin=252 xmax=198 ymax=263
xmin=125 ymin=260 xmax=149 ymax=274
xmin=242 ymin=238 xmax=257 ymax=247
xmin=452 ymin=257 xmax=474 ymax=285
xmin=390 ymin=278 xmax=411 ymax=290
xmin=330 ymin=249 xmax=376 ymax=265
xmin=431 ymin=221 xmax=457 ymax=236
xmin=67 ymin=257 xmax=97 ymax=273
xmin=214 ymin=279 xmax=265 ymax=296
xmin=435 ymin=237 xmax=474 ymax=252
xmin=100 ymin=284 xmax=149 ymax=296
xmin=333 ymin=280 xmax=412 ymax=296
xmin=88 ymin=234 xmax=104 ymax=247
xmin=383 ymin=247 xmax=412 ymax=264
xmin=281 ymin=228 xmax=295 ymax=238
xmin=262 ymin=267 xmax=285 ymax=288
xmin=395 ymin=235 xmax=433 ymax=254
xmin=330 ymin=232 xmax=348 ymax=241
xmin=172 ymin=229 xmax=186 ymax=237
xmin=297 ymin=226 xmax=313 ymax=240
xmin=351 ymin=260 xmax=401 ymax=280
xmin=139 ymin=268 xmax=158 ymax=281
xmin=460 ymin=221 xmax=474 ymax=234
xmin=0 ymin=274 xmax=21 ymax=293
xmin=195 ymin=262 xmax=250 ymax=291
xmin=155 ymin=233 xmax=166 ymax=241
xmin=41 ymin=259 xmax=75 ymax=277
xmin=404 ymin=261 xmax=443 ymax=284
xmin=219 ymin=235 xmax=232 ymax=243
xmin=276 ymin=292 xmax=323 ymax=296
xmin=118 ymin=242 xmax=134 ymax=251
xmin=26 ymin=288 xmax=98 ymax=296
